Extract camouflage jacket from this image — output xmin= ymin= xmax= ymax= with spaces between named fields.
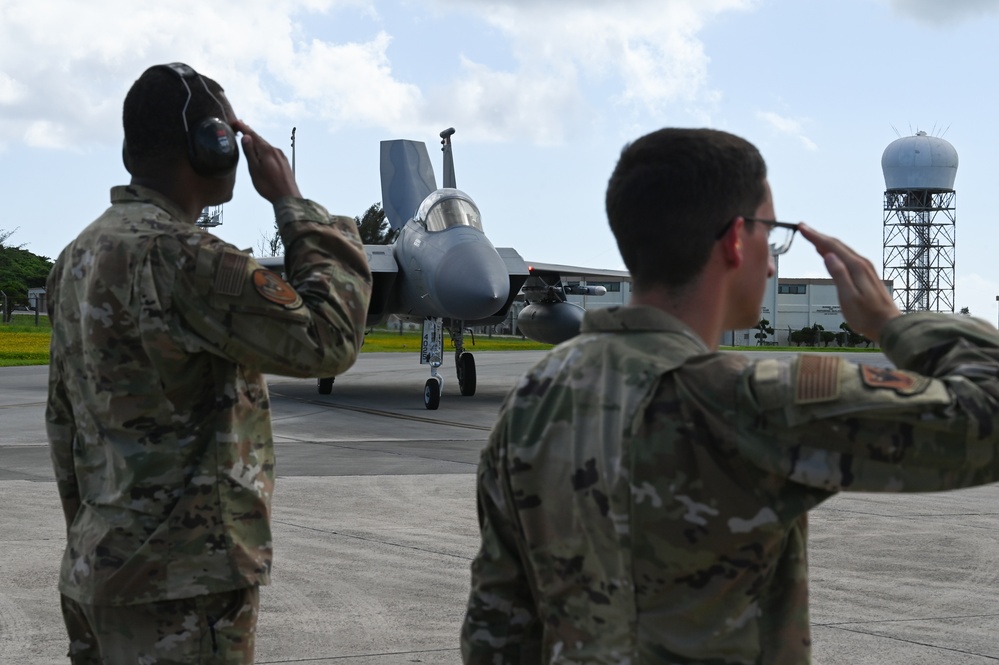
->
xmin=461 ymin=305 xmax=999 ymax=664
xmin=45 ymin=184 xmax=372 ymax=606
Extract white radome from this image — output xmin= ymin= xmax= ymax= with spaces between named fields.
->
xmin=882 ymin=131 xmax=959 ymax=191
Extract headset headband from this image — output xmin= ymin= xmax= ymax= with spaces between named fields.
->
xmin=159 ymin=62 xmax=230 ymax=131
xmin=150 ymin=62 xmax=239 ymax=178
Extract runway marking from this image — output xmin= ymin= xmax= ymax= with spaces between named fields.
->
xmin=0 ymin=402 xmax=46 ymax=409
xmin=268 ymin=390 xmax=493 ymax=432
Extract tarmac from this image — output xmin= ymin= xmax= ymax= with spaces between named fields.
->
xmin=1 ymin=350 xmax=998 ymax=664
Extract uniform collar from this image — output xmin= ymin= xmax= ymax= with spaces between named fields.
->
xmin=581 ymin=305 xmax=711 ymax=352
xmin=110 ymin=184 xmax=191 ymax=224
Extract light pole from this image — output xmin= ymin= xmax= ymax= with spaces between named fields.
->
xmin=290 ymin=127 xmax=296 ymax=176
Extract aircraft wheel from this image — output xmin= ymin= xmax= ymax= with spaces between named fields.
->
xmin=424 ymin=378 xmax=441 ymax=410
xmin=458 ymin=353 xmax=476 ymax=396
xmin=318 ymin=377 xmax=335 ymax=395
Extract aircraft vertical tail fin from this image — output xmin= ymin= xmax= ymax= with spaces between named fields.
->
xmin=440 ymin=127 xmax=456 ymax=189
xmin=380 ymin=139 xmax=438 ymax=230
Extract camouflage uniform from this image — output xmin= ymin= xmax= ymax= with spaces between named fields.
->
xmin=45 ymin=185 xmax=372 ymax=662
xmin=461 ymin=305 xmax=999 ymax=665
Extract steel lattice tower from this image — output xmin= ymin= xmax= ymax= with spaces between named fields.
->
xmin=195 ymin=205 xmax=224 ymax=229
xmin=881 ymin=132 xmax=958 ymax=313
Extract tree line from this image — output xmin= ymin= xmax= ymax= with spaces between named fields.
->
xmin=755 ymin=305 xmax=976 ymax=348
xmin=0 ymin=228 xmax=51 ymax=311
xmin=257 ymin=202 xmax=395 ymax=256
xmin=754 ymin=319 xmax=873 ymax=348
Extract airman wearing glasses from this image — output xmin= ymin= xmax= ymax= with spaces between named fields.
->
xmin=462 ymin=127 xmax=999 ymax=664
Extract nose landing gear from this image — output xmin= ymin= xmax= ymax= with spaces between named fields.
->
xmin=424 ymin=372 xmax=443 ymax=410
xmin=420 ymin=317 xmax=477 ymax=409
xmin=457 ymin=351 xmax=476 ymax=396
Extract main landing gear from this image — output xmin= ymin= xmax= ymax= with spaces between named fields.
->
xmin=421 ymin=317 xmax=476 ymax=410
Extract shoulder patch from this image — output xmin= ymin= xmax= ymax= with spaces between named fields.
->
xmin=795 ymin=355 xmax=841 ymax=404
xmin=214 ymin=250 xmax=248 ymax=297
xmin=860 ymin=365 xmax=930 ymax=395
xmin=251 ymin=269 xmax=303 ymax=309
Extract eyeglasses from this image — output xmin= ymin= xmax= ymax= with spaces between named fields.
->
xmin=715 ymin=216 xmax=800 ymax=256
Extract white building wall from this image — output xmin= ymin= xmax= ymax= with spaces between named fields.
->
xmin=728 ymin=277 xmax=893 ymax=347
xmin=499 ymin=270 xmax=890 ymax=348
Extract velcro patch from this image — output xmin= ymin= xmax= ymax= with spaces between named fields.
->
xmin=214 ymin=250 xmax=248 ymax=297
xmin=252 ymin=269 xmax=303 ymax=309
xmin=860 ymin=365 xmax=930 ymax=395
xmin=795 ymin=355 xmax=841 ymax=404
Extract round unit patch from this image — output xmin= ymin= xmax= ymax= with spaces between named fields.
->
xmin=252 ymin=269 xmax=303 ymax=309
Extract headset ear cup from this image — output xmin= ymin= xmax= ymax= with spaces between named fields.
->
xmin=188 ymin=118 xmax=239 ymax=177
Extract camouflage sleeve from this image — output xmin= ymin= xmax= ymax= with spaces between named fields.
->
xmin=736 ymin=312 xmax=999 ymax=492
xmin=156 ymin=198 xmax=372 ymax=377
xmin=461 ymin=422 xmax=543 ymax=664
xmin=43 ymin=285 xmax=80 ymax=529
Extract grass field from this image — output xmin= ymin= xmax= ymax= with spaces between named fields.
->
xmin=361 ymin=329 xmax=554 ymax=352
xmin=0 ymin=320 xmax=880 ymax=368
xmin=0 ymin=325 xmax=554 ymax=367
xmin=0 ymin=323 xmax=51 ymax=367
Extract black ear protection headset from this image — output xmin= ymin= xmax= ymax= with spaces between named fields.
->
xmin=122 ymin=62 xmax=239 ymax=178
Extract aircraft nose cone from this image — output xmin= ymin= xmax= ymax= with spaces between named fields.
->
xmin=434 ymin=240 xmax=510 ymax=320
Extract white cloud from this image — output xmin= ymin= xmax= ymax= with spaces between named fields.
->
xmin=758 ymin=111 xmax=818 ymax=151
xmin=23 ymin=120 xmax=72 ymax=149
xmin=887 ymin=0 xmax=999 ymax=26
xmin=276 ymin=32 xmax=424 ymax=129
xmin=439 ymin=0 xmax=754 ymax=118
xmin=0 ymin=0 xmax=758 ymax=149
xmin=0 ymin=72 xmax=27 ymax=105
xmin=422 ymin=57 xmax=584 ymax=144
xmin=0 ymin=0 xmax=388 ymax=147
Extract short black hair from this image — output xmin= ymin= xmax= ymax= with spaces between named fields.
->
xmin=122 ymin=64 xmax=228 ymax=170
xmin=605 ymin=128 xmax=767 ymax=291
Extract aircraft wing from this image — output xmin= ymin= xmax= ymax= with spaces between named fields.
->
xmin=360 ymin=246 xmax=400 ymax=324
xmin=521 ymin=260 xmax=630 ymax=301
xmin=523 ymin=261 xmax=630 ymax=282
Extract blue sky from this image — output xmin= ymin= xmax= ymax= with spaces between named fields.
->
xmin=3 ymin=0 xmax=999 ymax=320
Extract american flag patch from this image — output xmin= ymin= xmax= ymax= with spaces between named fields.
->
xmin=214 ymin=250 xmax=248 ymax=297
xmin=795 ymin=355 xmax=841 ymax=404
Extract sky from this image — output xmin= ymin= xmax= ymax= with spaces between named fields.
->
xmin=2 ymin=0 xmax=999 ymax=323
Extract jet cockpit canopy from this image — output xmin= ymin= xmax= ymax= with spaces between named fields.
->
xmin=415 ymin=188 xmax=483 ymax=233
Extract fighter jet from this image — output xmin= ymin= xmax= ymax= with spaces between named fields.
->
xmin=262 ymin=128 xmax=628 ymax=409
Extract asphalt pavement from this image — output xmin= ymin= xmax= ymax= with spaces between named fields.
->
xmin=1 ymin=350 xmax=998 ymax=664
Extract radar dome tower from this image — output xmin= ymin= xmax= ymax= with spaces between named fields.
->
xmin=881 ymin=131 xmax=958 ymax=313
